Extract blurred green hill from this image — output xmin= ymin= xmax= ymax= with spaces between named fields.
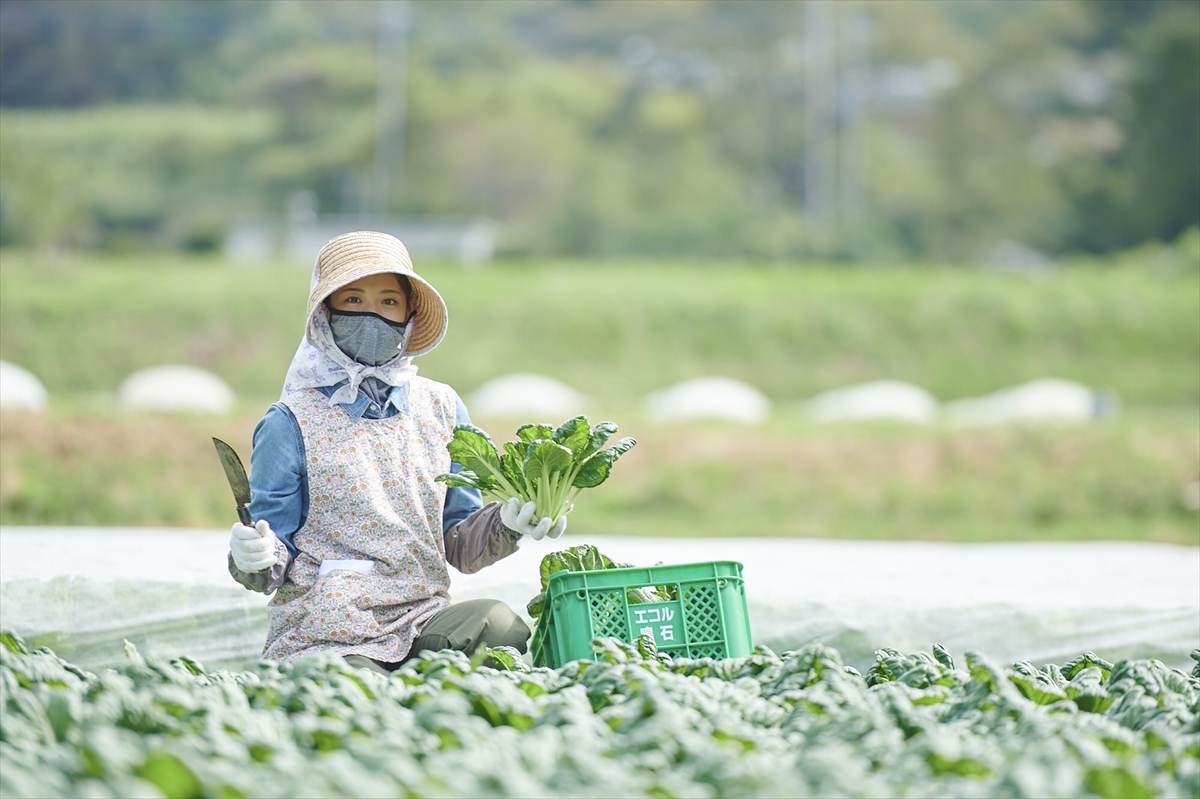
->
xmin=0 ymin=0 xmax=1196 ymax=260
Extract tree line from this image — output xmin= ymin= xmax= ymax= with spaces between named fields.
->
xmin=0 ymin=0 xmax=1196 ymax=261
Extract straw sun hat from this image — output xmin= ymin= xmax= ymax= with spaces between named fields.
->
xmin=307 ymin=231 xmax=448 ymax=357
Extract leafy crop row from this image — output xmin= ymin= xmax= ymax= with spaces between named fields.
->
xmin=2 ymin=631 xmax=1197 ymax=798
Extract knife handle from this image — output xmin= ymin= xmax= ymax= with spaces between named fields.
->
xmin=237 ymin=506 xmax=253 ymax=527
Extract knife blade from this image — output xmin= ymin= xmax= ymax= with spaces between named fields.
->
xmin=212 ymin=437 xmax=253 ymax=527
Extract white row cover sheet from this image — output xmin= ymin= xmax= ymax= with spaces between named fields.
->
xmin=1 ymin=527 xmax=1196 ymax=673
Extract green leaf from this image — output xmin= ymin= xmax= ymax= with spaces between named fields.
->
xmin=538 ymin=550 xmax=575 ymax=591
xmin=536 ymin=546 xmax=616 ymax=594
xmin=524 ymin=441 xmax=574 ymax=482
xmin=435 ymin=470 xmax=499 ymax=492
xmin=1008 ymin=673 xmax=1068 ymax=705
xmin=503 ymin=441 xmax=530 ymax=463
xmin=170 ymin=657 xmax=205 ymax=677
xmin=925 ymin=752 xmax=992 ymax=778
xmin=909 ymin=686 xmax=951 ymax=705
xmin=553 ymin=416 xmax=591 ymax=457
xmin=577 ymin=545 xmax=614 ymax=572
xmin=44 ymin=692 xmax=81 ymax=741
xmin=483 ymin=646 xmax=528 ymax=672
xmin=529 ymin=546 xmax=672 ymax=620
xmin=634 ymin=634 xmax=659 ymax=660
xmin=1064 ymin=666 xmax=1114 ymax=712
xmin=500 ymin=444 xmax=529 ymax=496
xmin=1 ymin=631 xmax=29 ymax=654
xmin=446 ymin=425 xmax=502 ymax=478
xmin=516 ymin=424 xmax=554 ymax=445
xmin=526 ymin=592 xmax=546 ymax=620
xmin=573 ymin=437 xmax=637 ymax=489
xmin=584 ymin=421 xmax=618 ymax=457
xmin=1042 ymin=663 xmax=1068 ymax=688
xmin=627 ymin=586 xmax=665 ymax=604
xmin=1062 ymin=651 xmax=1114 ymax=682
xmin=1085 ymin=767 xmax=1155 ymax=799
xmin=520 ymin=681 xmax=546 ymax=698
xmin=1073 ymin=690 xmax=1116 ymax=714
xmin=136 ymin=752 xmax=203 ymax=799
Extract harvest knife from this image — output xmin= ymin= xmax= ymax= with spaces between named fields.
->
xmin=212 ymin=437 xmax=253 ymax=527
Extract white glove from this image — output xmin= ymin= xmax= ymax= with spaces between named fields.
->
xmin=230 ymin=519 xmax=279 ymax=572
xmin=500 ymin=498 xmax=567 ymax=541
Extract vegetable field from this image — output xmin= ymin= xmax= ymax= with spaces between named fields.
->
xmin=3 ymin=632 xmax=1197 ymax=799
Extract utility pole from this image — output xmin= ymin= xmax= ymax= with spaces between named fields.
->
xmin=803 ymin=0 xmax=837 ymax=230
xmin=373 ymin=0 xmax=410 ymax=216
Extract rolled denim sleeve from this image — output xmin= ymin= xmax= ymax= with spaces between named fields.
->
xmin=247 ymin=404 xmax=306 ymax=560
xmin=442 ymin=392 xmax=484 ymax=534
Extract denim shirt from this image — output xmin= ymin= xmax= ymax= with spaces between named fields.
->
xmin=247 ymin=380 xmax=482 ymax=560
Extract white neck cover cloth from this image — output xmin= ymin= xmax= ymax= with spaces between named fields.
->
xmin=280 ymin=269 xmax=419 ymax=406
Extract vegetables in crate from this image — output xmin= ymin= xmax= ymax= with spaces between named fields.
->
xmin=525 ymin=548 xmax=748 ymax=668
xmin=435 ymin=416 xmax=636 ymax=521
xmin=526 ymin=545 xmax=673 ymax=621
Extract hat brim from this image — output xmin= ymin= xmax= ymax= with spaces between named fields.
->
xmin=306 ymin=262 xmax=448 ymax=357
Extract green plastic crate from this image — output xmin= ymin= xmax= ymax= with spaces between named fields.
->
xmin=530 ymin=560 xmax=752 ymax=668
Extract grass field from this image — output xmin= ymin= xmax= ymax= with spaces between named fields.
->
xmin=1 ymin=251 xmax=1196 ymax=542
xmin=1 ymin=251 xmax=1197 ymax=409
xmin=1 ymin=405 xmax=1196 ymax=544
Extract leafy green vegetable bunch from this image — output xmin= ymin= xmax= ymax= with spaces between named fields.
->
xmin=435 ymin=416 xmax=636 ymax=522
xmin=525 ymin=545 xmax=674 ymax=621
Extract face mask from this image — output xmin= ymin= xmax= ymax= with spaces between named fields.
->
xmin=328 ymin=309 xmax=415 ymax=366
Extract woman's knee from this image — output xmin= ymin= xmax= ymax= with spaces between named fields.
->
xmin=417 ymin=598 xmax=531 ymax=656
xmin=480 ymin=600 xmax=531 ymax=653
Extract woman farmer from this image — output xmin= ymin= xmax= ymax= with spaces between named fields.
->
xmin=227 ymin=230 xmax=566 ymax=674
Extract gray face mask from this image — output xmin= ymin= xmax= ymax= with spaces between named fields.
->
xmin=328 ymin=309 xmax=415 ymax=367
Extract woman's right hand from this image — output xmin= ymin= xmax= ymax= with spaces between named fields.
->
xmin=230 ymin=519 xmax=279 ymax=572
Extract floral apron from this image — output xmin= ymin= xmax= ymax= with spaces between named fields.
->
xmin=264 ymin=378 xmax=456 ymax=663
